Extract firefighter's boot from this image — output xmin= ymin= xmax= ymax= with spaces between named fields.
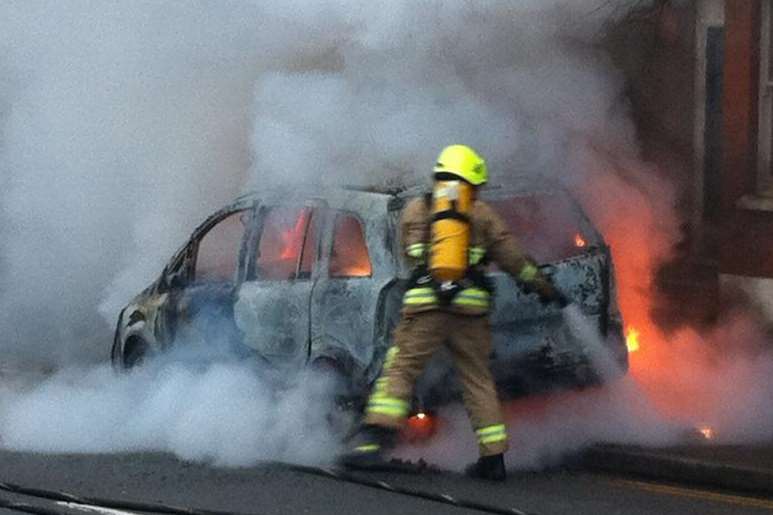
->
xmin=338 ymin=425 xmax=397 ymax=470
xmin=465 ymin=453 xmax=506 ymax=481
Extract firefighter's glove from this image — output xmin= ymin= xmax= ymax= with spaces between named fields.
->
xmin=533 ymin=278 xmax=568 ymax=308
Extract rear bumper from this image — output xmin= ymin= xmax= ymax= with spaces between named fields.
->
xmin=496 ymin=322 xmax=628 ymax=397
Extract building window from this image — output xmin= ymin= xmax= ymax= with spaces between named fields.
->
xmin=758 ymin=0 xmax=773 ymax=194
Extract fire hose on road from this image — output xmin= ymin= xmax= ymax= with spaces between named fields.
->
xmin=285 ymin=463 xmax=531 ymax=515
xmin=0 ymin=467 xmax=534 ymax=515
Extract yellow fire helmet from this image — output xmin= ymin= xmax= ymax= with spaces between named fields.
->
xmin=433 ymin=144 xmax=488 ymax=186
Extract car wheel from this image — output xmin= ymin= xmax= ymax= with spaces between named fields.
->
xmin=310 ymin=358 xmax=360 ymax=439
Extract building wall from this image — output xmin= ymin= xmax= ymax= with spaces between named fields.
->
xmin=602 ymin=0 xmax=773 ymax=325
xmin=720 ymin=0 xmax=773 ymax=322
xmin=604 ymin=2 xmax=697 ymax=215
xmin=720 ymin=0 xmax=759 ymax=216
xmin=603 ymin=3 xmax=725 ymax=328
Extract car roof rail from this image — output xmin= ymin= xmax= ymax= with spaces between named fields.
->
xmin=341 ymin=181 xmax=429 ymax=197
xmin=342 ymin=184 xmax=402 ymax=195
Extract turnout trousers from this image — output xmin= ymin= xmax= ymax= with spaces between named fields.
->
xmin=364 ymin=310 xmax=508 ymax=456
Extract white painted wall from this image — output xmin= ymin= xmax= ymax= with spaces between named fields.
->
xmin=721 ymin=274 xmax=773 ymax=322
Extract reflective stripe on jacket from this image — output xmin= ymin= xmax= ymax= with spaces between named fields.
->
xmin=403 ymin=250 xmax=491 ymax=314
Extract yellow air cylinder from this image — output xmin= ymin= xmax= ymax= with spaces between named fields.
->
xmin=429 ymin=180 xmax=473 ymax=282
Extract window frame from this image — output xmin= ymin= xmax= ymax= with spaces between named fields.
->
xmin=327 ymin=210 xmax=373 ymax=280
xmin=190 ymin=208 xmax=253 ymax=285
xmin=248 ymin=204 xmax=322 ymax=282
xmin=485 ymin=192 xmax=600 ymax=263
xmin=758 ymin=0 xmax=773 ymax=195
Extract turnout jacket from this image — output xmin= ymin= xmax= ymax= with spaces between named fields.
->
xmin=400 ymin=196 xmax=541 ymax=316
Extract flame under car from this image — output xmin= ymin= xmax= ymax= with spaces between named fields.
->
xmin=111 ymin=185 xmax=628 ymax=407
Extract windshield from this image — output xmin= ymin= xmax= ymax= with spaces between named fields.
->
xmin=487 ymin=193 xmax=595 ymax=262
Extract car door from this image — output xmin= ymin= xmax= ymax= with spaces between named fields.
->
xmin=233 ymin=202 xmax=323 ymax=370
xmin=170 ymin=206 xmax=253 ymax=354
xmin=310 ymin=197 xmax=397 ymax=387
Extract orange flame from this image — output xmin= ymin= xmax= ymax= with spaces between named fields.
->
xmin=574 ymin=233 xmax=587 ymax=248
xmin=626 ymin=328 xmax=640 ymax=353
xmin=697 ymin=425 xmax=715 ymax=441
xmin=280 ymin=209 xmax=310 ymax=260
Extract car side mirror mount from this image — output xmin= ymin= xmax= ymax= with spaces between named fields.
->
xmin=158 ymin=269 xmax=186 ymax=293
xmin=168 ymin=271 xmax=187 ymax=290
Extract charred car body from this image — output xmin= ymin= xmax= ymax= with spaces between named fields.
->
xmin=112 ymin=185 xmax=628 ymax=406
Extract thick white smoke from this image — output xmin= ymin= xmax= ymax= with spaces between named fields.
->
xmin=0 ymin=0 xmax=770 ymax=469
xmin=0 ymin=356 xmax=342 ymax=465
xmin=0 ymin=2 xmax=272 ymax=365
xmin=0 ymin=1 xmax=626 ymax=365
xmin=248 ymin=1 xmax=632 ymax=190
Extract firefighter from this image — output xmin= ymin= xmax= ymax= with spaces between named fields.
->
xmin=339 ymin=144 xmax=565 ymax=481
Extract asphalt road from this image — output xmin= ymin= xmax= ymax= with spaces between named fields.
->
xmin=0 ymin=451 xmax=771 ymax=515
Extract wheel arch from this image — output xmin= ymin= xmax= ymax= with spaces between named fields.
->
xmin=111 ymin=306 xmax=162 ymax=370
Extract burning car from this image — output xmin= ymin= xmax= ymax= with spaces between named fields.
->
xmin=111 ymin=184 xmax=628 ymax=407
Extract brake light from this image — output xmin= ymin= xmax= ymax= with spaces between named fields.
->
xmin=403 ymin=412 xmax=437 ymax=442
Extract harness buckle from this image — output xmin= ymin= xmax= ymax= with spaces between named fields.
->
xmin=435 ymin=280 xmax=461 ymax=305
xmin=416 ymin=275 xmax=432 ymax=285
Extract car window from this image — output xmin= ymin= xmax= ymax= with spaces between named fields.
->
xmin=255 ymin=206 xmax=317 ymax=280
xmin=487 ymin=194 xmax=589 ymax=262
xmin=330 ymin=213 xmax=372 ymax=278
xmin=194 ymin=210 xmax=249 ymax=283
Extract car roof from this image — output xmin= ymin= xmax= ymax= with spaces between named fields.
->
xmin=232 ymin=185 xmax=394 ymax=205
xmin=225 ymin=180 xmax=586 ymax=223
xmin=234 ymin=176 xmax=568 ymax=203
xmin=192 ymin=178 xmax=604 ymax=256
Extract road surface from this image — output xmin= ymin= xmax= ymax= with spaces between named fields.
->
xmin=0 ymin=450 xmax=770 ymax=515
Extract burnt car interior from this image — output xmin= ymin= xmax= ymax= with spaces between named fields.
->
xmin=193 ymin=209 xmax=250 ymax=284
xmin=330 ymin=213 xmax=372 ymax=278
xmin=253 ymin=206 xmax=317 ymax=281
xmin=245 ymin=206 xmax=373 ymax=281
xmin=487 ymin=193 xmax=598 ymax=264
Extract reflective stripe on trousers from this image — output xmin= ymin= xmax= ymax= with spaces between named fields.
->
xmin=366 ymin=397 xmax=410 ymax=418
xmin=366 ymin=346 xmax=409 ymax=421
xmin=476 ymin=424 xmax=507 ymax=446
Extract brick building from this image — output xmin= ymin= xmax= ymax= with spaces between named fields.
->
xmin=718 ymin=0 xmax=773 ymax=321
xmin=607 ymin=0 xmax=773 ymax=325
